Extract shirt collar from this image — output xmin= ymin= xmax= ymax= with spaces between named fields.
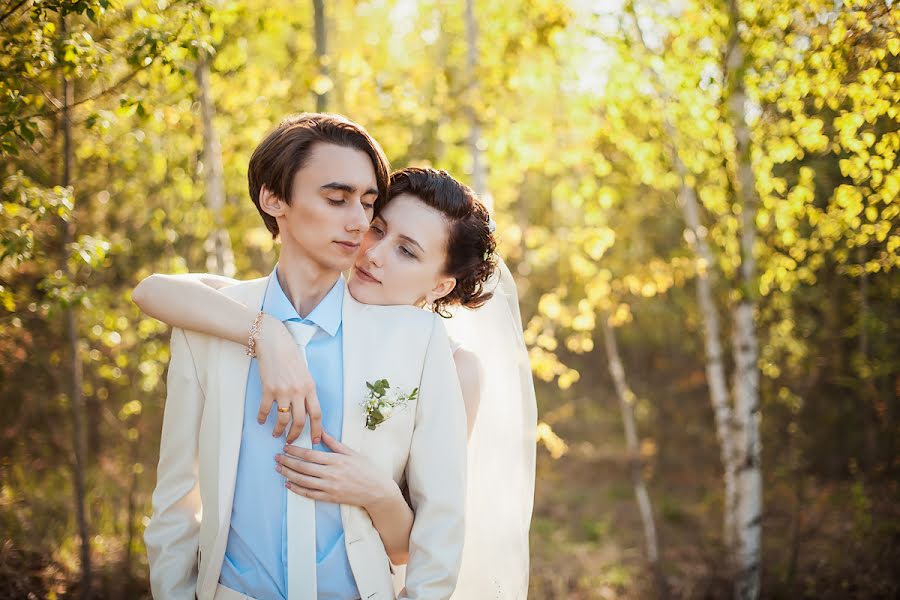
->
xmin=262 ymin=265 xmax=344 ymax=337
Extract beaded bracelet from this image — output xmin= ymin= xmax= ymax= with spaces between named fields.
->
xmin=246 ymin=310 xmax=264 ymax=357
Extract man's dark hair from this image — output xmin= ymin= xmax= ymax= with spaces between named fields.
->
xmin=248 ymin=113 xmax=390 ymax=238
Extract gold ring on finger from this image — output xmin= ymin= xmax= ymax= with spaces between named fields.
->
xmin=277 ymin=405 xmax=291 ymax=413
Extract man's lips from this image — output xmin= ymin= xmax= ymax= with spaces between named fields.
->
xmin=356 ymin=266 xmax=381 ymax=284
xmin=334 ymin=241 xmax=361 ymax=252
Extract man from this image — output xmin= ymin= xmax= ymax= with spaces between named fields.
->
xmin=144 ymin=113 xmax=468 ymax=600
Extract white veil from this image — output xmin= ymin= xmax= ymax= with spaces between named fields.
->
xmin=443 ymin=256 xmax=538 ymax=599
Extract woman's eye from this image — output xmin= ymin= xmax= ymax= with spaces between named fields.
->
xmin=328 ymin=198 xmax=345 ymax=205
xmin=371 ymin=225 xmax=384 ymax=236
xmin=400 ymin=246 xmax=416 ymax=258
xmin=363 ymin=202 xmax=375 ymax=210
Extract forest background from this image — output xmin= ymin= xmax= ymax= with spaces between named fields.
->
xmin=1 ymin=0 xmax=898 ymax=598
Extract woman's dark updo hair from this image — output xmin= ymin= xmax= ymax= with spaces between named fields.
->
xmin=376 ymin=167 xmax=497 ymax=317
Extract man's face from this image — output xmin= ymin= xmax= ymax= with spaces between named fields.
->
xmin=265 ymin=143 xmax=378 ymax=273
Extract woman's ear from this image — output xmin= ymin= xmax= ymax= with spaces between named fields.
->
xmin=259 ymin=185 xmax=286 ymax=218
xmin=425 ymin=276 xmax=457 ymax=305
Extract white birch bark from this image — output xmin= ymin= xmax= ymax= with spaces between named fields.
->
xmin=195 ymin=52 xmax=235 ymax=278
xmin=600 ymin=311 xmax=668 ymax=597
xmin=312 ymin=0 xmax=328 ymax=112
xmin=725 ymin=0 xmax=762 ymax=597
xmin=676 ymin=159 xmax=739 ymax=553
xmin=625 ymin=0 xmax=739 ymax=557
xmin=464 ymin=0 xmax=489 ymax=207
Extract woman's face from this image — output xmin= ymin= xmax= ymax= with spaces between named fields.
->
xmin=347 ymin=193 xmax=456 ymax=307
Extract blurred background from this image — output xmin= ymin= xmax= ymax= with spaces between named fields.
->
xmin=1 ymin=0 xmax=898 ymax=598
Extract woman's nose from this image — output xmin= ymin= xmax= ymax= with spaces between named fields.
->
xmin=365 ymin=240 xmax=385 ymax=267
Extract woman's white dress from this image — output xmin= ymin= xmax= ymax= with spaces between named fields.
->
xmin=393 ymin=259 xmax=537 ymax=599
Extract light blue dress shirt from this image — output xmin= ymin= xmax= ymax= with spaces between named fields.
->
xmin=220 ymin=267 xmax=359 ymax=600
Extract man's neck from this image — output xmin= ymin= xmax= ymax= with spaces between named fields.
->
xmin=276 ymin=241 xmax=341 ymax=318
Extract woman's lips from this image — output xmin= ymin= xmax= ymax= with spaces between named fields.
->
xmin=355 ymin=266 xmax=381 ymax=284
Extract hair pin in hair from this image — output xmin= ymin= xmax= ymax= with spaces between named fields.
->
xmin=488 ymin=216 xmax=497 ymax=233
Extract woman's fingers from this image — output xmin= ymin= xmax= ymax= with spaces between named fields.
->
xmin=272 ymin=399 xmax=294 ymax=439
xmin=306 ymin=390 xmax=324 ymax=445
xmin=278 ymin=464 xmax=328 ymax=491
xmin=286 ymin=396 xmax=307 ymax=444
xmin=285 ymin=482 xmax=332 ymax=502
xmin=321 ymin=431 xmax=352 ymax=455
xmin=283 ymin=445 xmax=335 ymax=465
xmin=258 ymin=386 xmax=275 ymax=425
xmin=285 ymin=386 xmax=322 ymax=445
xmin=277 ymin=452 xmax=329 ymax=478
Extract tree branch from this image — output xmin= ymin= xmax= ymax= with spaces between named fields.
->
xmin=10 ymin=14 xmax=192 ymax=125
xmin=0 ymin=0 xmax=30 ymax=27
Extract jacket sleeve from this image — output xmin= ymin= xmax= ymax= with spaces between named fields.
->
xmin=144 ymin=327 xmax=205 ymax=599
xmin=400 ymin=316 xmax=468 ymax=599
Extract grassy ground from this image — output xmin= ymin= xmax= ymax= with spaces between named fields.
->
xmin=527 ymin=395 xmax=900 ymax=599
xmin=2 ymin=392 xmax=898 ymax=599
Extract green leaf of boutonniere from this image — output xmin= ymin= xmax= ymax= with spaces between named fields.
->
xmin=366 ymin=378 xmax=390 ymax=397
xmin=361 ymin=379 xmax=417 ymax=430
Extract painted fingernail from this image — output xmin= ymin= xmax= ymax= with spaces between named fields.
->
xmin=313 ymin=437 xmax=321 ymax=444
xmin=285 ymin=482 xmax=291 ymax=489
xmin=283 ymin=445 xmax=289 ymax=452
xmin=276 ymin=465 xmax=282 ymax=472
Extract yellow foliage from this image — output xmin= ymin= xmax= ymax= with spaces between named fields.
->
xmin=536 ymin=422 xmax=568 ymax=459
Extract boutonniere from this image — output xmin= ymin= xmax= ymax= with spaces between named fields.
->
xmin=362 ymin=378 xmax=418 ymax=430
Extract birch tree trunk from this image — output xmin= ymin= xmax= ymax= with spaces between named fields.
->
xmin=676 ymin=161 xmax=738 ymax=553
xmin=433 ymin=4 xmax=450 ymax=164
xmin=599 ymin=311 xmax=668 ymax=598
xmin=195 ymin=51 xmax=235 ymax=278
xmin=464 ymin=0 xmax=489 ymax=207
xmin=123 ymin=423 xmax=141 ymax=575
xmin=724 ymin=1 xmax=762 ymax=596
xmin=313 ymin=0 xmax=329 ymax=112
xmin=61 ymin=13 xmax=92 ymax=598
xmin=625 ymin=0 xmax=738 ymax=557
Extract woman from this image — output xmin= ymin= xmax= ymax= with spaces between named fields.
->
xmin=134 ymin=167 xmax=535 ymax=597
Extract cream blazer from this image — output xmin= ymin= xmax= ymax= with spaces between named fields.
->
xmin=144 ymin=276 xmax=468 ymax=600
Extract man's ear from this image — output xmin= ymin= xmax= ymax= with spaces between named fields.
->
xmin=425 ymin=277 xmax=457 ymax=305
xmin=259 ymin=185 xmax=286 ymax=218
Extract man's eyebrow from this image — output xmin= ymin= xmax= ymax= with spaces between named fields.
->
xmin=320 ymin=182 xmax=354 ymax=193
xmin=320 ymin=182 xmax=379 ymax=197
xmin=399 ymin=234 xmax=424 ymax=253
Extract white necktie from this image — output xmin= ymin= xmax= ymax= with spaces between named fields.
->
xmin=283 ymin=321 xmax=318 ymax=600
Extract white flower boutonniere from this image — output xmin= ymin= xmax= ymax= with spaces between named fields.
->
xmin=362 ymin=378 xmax=418 ymax=430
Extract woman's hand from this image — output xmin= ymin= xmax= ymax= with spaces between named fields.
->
xmin=278 ymin=432 xmax=414 ymax=564
xmin=256 ymin=314 xmax=323 ymax=444
xmin=276 ymin=433 xmax=401 ymax=511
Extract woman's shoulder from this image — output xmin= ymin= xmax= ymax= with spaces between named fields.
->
xmin=450 ymin=343 xmax=482 ymax=383
xmin=447 ymin=334 xmax=464 ymax=354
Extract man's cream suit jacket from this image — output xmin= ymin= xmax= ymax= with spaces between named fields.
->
xmin=144 ymin=276 xmax=468 ymax=600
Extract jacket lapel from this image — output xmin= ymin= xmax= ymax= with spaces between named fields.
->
xmin=216 ymin=277 xmax=269 ymax=531
xmin=339 ymin=290 xmax=375 ymax=538
xmin=340 ymin=290 xmax=372 ymax=453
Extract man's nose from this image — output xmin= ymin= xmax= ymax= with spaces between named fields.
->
xmin=346 ymin=200 xmax=370 ymax=233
